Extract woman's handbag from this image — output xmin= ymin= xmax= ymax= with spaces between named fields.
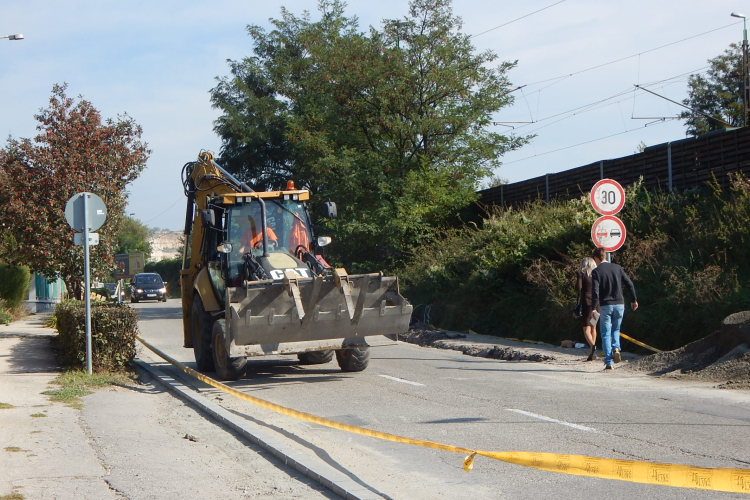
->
xmin=573 ymin=302 xmax=583 ymax=318
xmin=573 ymin=286 xmax=583 ymax=318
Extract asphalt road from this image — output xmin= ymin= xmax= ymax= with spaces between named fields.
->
xmin=133 ymin=299 xmax=750 ymax=500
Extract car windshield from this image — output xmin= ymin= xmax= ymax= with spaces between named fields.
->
xmin=136 ymin=275 xmax=163 ymax=286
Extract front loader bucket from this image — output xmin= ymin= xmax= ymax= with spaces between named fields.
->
xmin=226 ymin=270 xmax=412 ymax=357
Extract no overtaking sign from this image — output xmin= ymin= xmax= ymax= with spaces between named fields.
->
xmin=590 ymin=179 xmax=626 ymax=252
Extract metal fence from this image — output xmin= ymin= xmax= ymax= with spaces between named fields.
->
xmin=478 ymin=127 xmax=750 ymax=208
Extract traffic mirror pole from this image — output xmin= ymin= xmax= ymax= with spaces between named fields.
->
xmin=83 ymin=194 xmax=92 ymax=375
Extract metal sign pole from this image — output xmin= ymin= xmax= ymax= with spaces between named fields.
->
xmin=83 ymin=194 xmax=92 ymax=375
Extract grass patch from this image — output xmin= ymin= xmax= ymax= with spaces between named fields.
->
xmin=41 ymin=370 xmax=134 ymax=409
xmin=43 ymin=314 xmax=57 ymax=329
xmin=0 ymin=403 xmax=14 ymax=409
xmin=1 ymin=493 xmax=25 ymax=500
xmin=4 ymin=447 xmax=21 ymax=452
xmin=29 ymin=413 xmax=46 ymax=418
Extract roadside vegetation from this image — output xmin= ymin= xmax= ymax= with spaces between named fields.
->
xmin=0 ymin=264 xmax=30 ymax=325
xmin=401 ymin=176 xmax=750 ymax=351
xmin=42 ymin=370 xmax=134 ymax=409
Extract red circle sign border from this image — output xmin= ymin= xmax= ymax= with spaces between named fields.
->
xmin=591 ymin=215 xmax=627 ymax=252
xmin=590 ymin=179 xmax=625 ymax=216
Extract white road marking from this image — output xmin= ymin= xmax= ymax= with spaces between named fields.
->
xmin=506 ymin=409 xmax=600 ymax=433
xmin=379 ymin=375 xmax=425 ymax=386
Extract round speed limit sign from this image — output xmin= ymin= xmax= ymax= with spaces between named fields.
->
xmin=590 ymin=179 xmax=625 ymax=216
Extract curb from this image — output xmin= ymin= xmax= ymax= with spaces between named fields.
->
xmin=133 ymin=359 xmax=382 ymax=500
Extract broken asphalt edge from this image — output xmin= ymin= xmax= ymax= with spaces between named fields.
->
xmin=132 ymin=359 xmax=381 ymax=500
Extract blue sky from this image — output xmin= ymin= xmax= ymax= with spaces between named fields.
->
xmin=1 ymin=0 xmax=745 ymax=230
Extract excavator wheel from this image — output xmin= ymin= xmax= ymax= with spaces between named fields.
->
xmin=297 ymin=350 xmax=334 ymax=365
xmin=191 ymin=295 xmax=215 ymax=372
xmin=335 ymin=347 xmax=370 ymax=372
xmin=212 ymin=319 xmax=246 ymax=381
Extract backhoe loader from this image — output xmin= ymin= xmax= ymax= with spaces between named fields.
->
xmin=179 ymin=152 xmax=412 ymax=380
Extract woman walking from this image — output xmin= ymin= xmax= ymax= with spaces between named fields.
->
xmin=576 ymin=257 xmax=598 ymax=361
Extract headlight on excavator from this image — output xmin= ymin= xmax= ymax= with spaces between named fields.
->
xmin=217 ymin=241 xmax=233 ymax=254
xmin=317 ymin=236 xmax=332 ymax=247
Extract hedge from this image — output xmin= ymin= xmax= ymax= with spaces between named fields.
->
xmin=0 ymin=264 xmax=31 ymax=308
xmin=55 ymin=301 xmax=139 ymax=372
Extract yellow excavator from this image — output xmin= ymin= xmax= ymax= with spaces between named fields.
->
xmin=179 ymin=152 xmax=412 ymax=380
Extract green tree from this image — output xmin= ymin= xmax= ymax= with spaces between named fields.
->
xmin=210 ymin=0 xmax=527 ymax=270
xmin=117 ymin=217 xmax=152 ymax=258
xmin=0 ymin=84 xmax=150 ymax=299
xmin=681 ymin=43 xmax=745 ymax=136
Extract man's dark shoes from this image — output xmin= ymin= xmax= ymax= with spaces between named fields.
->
xmin=613 ymin=348 xmax=621 ymax=364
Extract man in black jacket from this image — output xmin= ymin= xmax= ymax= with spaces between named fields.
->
xmin=590 ymin=247 xmax=638 ymax=370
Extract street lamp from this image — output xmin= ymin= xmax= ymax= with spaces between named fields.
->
xmin=732 ymin=12 xmax=749 ymax=126
xmin=393 ymin=21 xmax=411 ymax=49
xmin=1 ymin=34 xmax=24 ymax=41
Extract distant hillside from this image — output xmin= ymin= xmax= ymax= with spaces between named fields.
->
xmin=148 ymin=230 xmax=182 ymax=261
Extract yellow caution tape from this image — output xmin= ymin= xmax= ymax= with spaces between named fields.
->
xmin=620 ymin=333 xmax=661 ymax=353
xmin=136 ymin=336 xmax=749 ymax=494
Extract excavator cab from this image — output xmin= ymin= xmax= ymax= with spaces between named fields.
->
xmin=225 ymin=198 xmax=318 ymax=286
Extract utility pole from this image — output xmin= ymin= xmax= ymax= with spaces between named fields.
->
xmin=732 ymin=13 xmax=749 ymax=126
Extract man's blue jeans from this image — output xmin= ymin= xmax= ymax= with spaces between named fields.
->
xmin=599 ymin=304 xmax=625 ymax=366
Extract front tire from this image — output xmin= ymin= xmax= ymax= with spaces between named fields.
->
xmin=336 ymin=347 xmax=370 ymax=372
xmin=297 ymin=350 xmax=334 ymax=365
xmin=212 ymin=319 xmax=246 ymax=381
xmin=191 ymin=295 xmax=215 ymax=372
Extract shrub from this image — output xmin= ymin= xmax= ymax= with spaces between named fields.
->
xmin=54 ymin=301 xmax=139 ymax=371
xmin=0 ymin=264 xmax=31 ymax=308
xmin=0 ymin=308 xmax=12 ymax=325
xmin=401 ymin=176 xmax=750 ymax=350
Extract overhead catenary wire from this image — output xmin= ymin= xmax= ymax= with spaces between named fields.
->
xmin=499 ymin=121 xmax=670 ymax=167
xmin=471 ymin=0 xmax=566 ymax=38
xmin=141 ymin=196 xmax=185 ymax=226
xmin=498 ymin=65 xmax=708 ymax=134
xmin=516 ymin=21 xmax=742 ymax=89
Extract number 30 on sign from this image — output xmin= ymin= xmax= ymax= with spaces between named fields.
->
xmin=590 ymin=179 xmax=625 ymax=216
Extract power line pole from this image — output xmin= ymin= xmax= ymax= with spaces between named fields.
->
xmin=732 ymin=13 xmax=749 ymax=126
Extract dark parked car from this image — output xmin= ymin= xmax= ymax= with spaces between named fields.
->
xmin=103 ymin=283 xmax=125 ymax=301
xmin=130 ymin=273 xmax=167 ymax=303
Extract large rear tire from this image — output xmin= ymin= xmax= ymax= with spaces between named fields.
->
xmin=297 ymin=350 xmax=334 ymax=365
xmin=212 ymin=319 xmax=246 ymax=381
xmin=335 ymin=347 xmax=370 ymax=372
xmin=191 ymin=295 xmax=215 ymax=372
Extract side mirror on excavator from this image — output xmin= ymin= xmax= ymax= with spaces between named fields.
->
xmin=323 ymin=202 xmax=337 ymax=219
xmin=201 ymin=209 xmax=215 ymax=227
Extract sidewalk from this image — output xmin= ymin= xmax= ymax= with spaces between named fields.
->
xmin=0 ymin=313 xmax=114 ymax=499
xmin=0 ymin=314 xmax=333 ymax=500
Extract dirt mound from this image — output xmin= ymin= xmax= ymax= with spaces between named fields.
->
xmin=625 ymin=313 xmax=750 ymax=388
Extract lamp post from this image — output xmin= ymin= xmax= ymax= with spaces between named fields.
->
xmin=393 ymin=21 xmax=411 ymax=49
xmin=732 ymin=12 xmax=749 ymax=127
xmin=1 ymin=34 xmax=24 ymax=41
